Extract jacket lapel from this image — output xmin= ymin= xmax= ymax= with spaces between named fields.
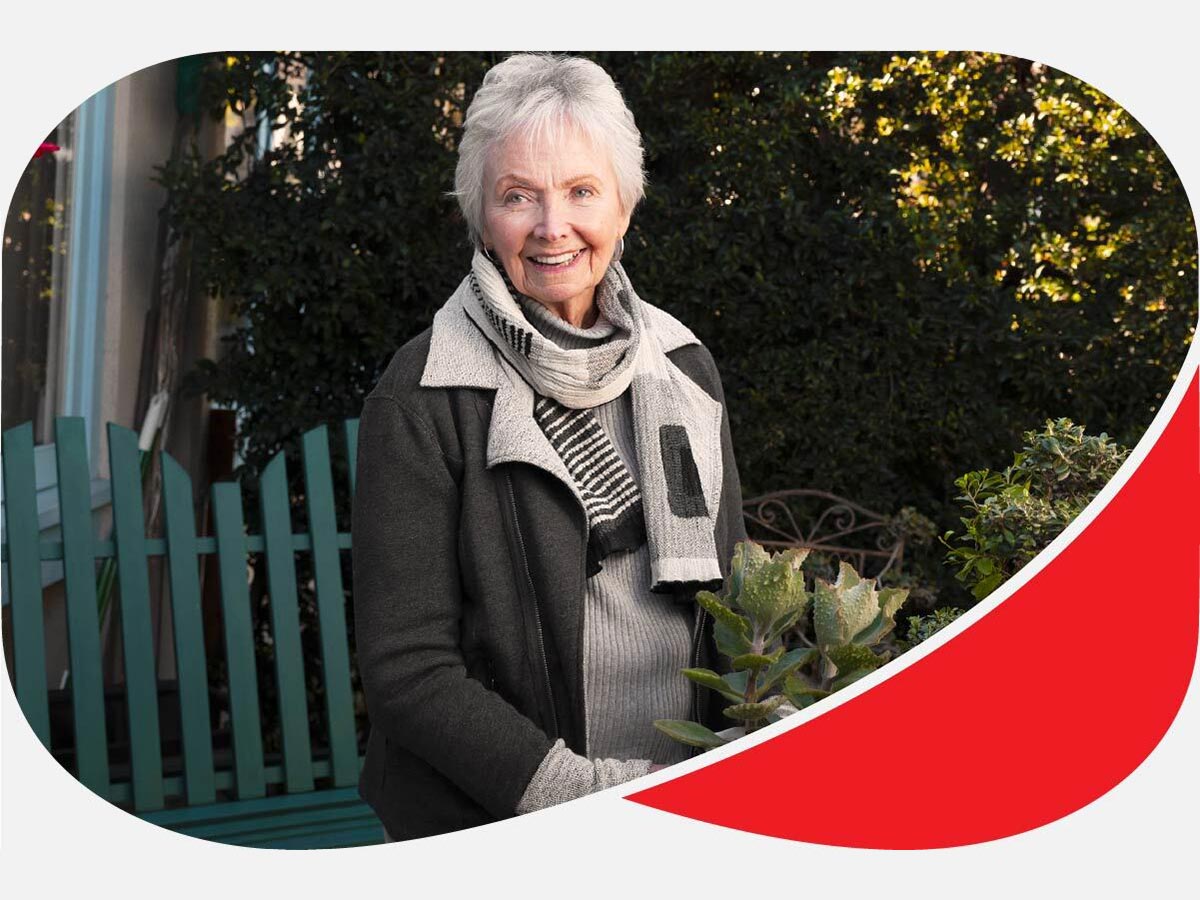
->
xmin=421 ymin=280 xmax=585 ymax=511
xmin=419 ymin=275 xmax=712 ymax=530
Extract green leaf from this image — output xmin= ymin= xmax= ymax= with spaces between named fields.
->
xmin=713 ymin=616 xmax=754 ymax=658
xmin=812 ymin=578 xmax=843 ymax=647
xmin=736 ymin=548 xmax=808 ymax=632
xmin=653 ymin=719 xmax=729 ymax=749
xmin=783 ymin=673 xmax=830 ymax=709
xmin=825 ymin=643 xmax=882 ymax=675
xmin=791 ymin=692 xmax=825 ymax=710
xmin=682 ymin=668 xmax=746 ymax=703
xmin=722 ymin=695 xmax=787 ymax=722
xmin=696 ymin=590 xmax=750 ymax=637
xmin=838 ymin=579 xmax=878 ymax=640
xmin=831 ymin=667 xmax=875 ymax=692
xmin=836 ymin=560 xmax=862 ymax=590
xmin=877 ymin=586 xmax=909 ymax=620
xmin=726 ymin=541 xmax=772 ymax=603
xmin=731 ymin=652 xmax=777 ymax=671
xmin=759 ymin=647 xmax=818 ymax=692
xmin=720 ymin=669 xmax=751 ymax=699
xmin=764 ymin=607 xmax=806 ymax=645
xmin=851 ymin=587 xmax=909 ymax=646
xmin=814 ymin=563 xmax=880 ymax=647
xmin=972 ymin=571 xmax=1005 ymax=599
xmin=851 ymin=612 xmax=895 ymax=647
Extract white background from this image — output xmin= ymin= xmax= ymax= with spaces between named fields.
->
xmin=3 ymin=2 xmax=1198 ymax=895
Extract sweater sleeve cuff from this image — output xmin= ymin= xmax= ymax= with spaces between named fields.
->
xmin=515 ymin=739 xmax=653 ymax=814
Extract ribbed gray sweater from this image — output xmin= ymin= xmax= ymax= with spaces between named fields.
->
xmin=512 ymin=295 xmax=695 ymax=815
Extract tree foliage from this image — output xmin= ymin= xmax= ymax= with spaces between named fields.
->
xmin=158 ymin=51 xmax=1197 ymax=603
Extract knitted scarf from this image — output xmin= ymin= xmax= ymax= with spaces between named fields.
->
xmin=461 ymin=248 xmax=723 ymax=592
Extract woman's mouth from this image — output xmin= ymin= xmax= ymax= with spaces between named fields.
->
xmin=527 ymin=248 xmax=586 ymax=270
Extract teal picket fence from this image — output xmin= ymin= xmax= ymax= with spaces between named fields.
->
xmin=1 ymin=416 xmax=379 ymax=849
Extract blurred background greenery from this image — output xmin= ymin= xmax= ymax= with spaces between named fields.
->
xmin=158 ymin=49 xmax=1197 ymax=618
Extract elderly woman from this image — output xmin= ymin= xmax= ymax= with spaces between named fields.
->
xmin=352 ymin=53 xmax=746 ymax=842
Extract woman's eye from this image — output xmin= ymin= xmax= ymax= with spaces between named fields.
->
xmin=573 ymin=187 xmax=595 ymax=198
xmin=504 ymin=192 xmax=529 ymax=204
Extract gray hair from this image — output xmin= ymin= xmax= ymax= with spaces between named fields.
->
xmin=453 ymin=54 xmax=647 ymax=245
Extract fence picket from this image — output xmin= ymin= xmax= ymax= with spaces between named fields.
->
xmin=53 ymin=417 xmax=109 ymax=796
xmin=301 ymin=427 xmax=358 ymax=787
xmin=161 ymin=453 xmax=216 ymax=805
xmin=259 ymin=452 xmax=315 ymax=793
xmin=211 ymin=482 xmax=266 ymax=799
xmin=343 ymin=418 xmax=358 ymax=496
xmin=106 ymin=424 xmax=165 ymax=810
xmin=2 ymin=423 xmax=51 ymax=745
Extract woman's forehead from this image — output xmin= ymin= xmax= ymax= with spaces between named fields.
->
xmin=487 ymin=123 xmax=615 ymax=185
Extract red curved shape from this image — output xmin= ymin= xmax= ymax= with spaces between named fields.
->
xmin=627 ymin=370 xmax=1200 ymax=849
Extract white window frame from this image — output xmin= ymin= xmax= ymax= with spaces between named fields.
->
xmin=2 ymin=84 xmax=116 ymax=594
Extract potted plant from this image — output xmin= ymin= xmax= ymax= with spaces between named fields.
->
xmin=654 ymin=541 xmax=909 ymax=748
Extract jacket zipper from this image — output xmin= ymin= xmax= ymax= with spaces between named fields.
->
xmin=690 ymin=604 xmax=707 ymax=723
xmin=578 ymin=543 xmax=589 ymax=758
xmin=505 ymin=472 xmax=560 ymax=740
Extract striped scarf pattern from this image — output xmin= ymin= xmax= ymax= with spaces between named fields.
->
xmin=532 ymin=395 xmax=647 ymax=571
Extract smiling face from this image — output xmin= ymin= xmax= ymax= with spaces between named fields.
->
xmin=480 ymin=123 xmax=631 ymax=327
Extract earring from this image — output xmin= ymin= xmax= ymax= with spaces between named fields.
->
xmin=482 ymin=244 xmax=497 ymax=264
xmin=612 ymin=236 xmax=625 ymax=263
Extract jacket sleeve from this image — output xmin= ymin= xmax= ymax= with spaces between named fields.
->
xmin=352 ymin=393 xmax=555 ymax=818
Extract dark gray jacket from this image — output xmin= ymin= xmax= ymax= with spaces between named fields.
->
xmin=352 ymin=290 xmax=746 ymax=841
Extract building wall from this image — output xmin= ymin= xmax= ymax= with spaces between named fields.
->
xmin=3 ymin=58 xmax=233 ymax=696
xmin=95 ymin=64 xmax=179 ymax=472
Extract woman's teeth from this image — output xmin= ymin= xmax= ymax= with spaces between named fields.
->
xmin=531 ymin=249 xmax=583 ymax=266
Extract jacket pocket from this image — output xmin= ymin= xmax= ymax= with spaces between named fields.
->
xmin=381 ymin=737 xmax=496 ymax=838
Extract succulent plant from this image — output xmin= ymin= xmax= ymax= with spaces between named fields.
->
xmin=654 ymin=542 xmax=816 ymax=749
xmin=655 ymin=543 xmax=911 ymax=750
xmin=802 ymin=561 xmax=909 ymax=694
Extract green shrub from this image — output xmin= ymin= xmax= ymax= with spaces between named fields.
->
xmin=894 ymin=607 xmax=966 ymax=653
xmin=941 ymin=418 xmax=1130 ymax=599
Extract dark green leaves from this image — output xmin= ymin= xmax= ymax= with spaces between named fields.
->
xmin=653 ymin=719 xmax=729 ymax=749
xmin=942 ymin=418 xmax=1130 ymax=599
xmin=682 ymin=668 xmax=747 ymax=704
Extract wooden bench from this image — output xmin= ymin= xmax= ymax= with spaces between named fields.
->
xmin=3 ymin=416 xmax=910 ymax=849
xmin=2 ymin=416 xmax=380 ymax=849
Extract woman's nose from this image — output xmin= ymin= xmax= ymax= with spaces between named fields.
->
xmin=533 ymin=195 xmax=569 ymax=242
